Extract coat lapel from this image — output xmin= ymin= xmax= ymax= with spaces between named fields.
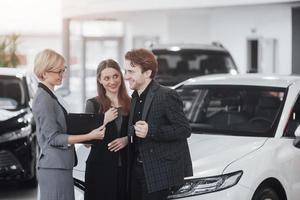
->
xmin=142 ymin=81 xmax=160 ymax=121
xmin=128 ymin=97 xmax=137 ymax=125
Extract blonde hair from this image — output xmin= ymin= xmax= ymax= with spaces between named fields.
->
xmin=34 ymin=49 xmax=65 ymax=80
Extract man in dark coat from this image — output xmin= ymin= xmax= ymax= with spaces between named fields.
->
xmin=124 ymin=48 xmax=193 ymax=200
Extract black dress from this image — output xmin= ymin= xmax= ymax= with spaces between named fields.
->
xmin=84 ymin=98 xmax=129 ymax=200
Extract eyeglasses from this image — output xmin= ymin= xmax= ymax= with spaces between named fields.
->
xmin=47 ymin=66 xmax=67 ymax=75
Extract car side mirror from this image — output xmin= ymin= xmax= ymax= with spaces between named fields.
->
xmin=293 ymin=125 xmax=300 ymax=148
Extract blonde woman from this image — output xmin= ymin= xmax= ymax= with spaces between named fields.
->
xmin=32 ymin=49 xmax=105 ymax=200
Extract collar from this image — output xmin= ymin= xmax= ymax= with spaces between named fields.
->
xmin=38 ymin=82 xmax=68 ymax=115
xmin=131 ymin=80 xmax=153 ymax=99
xmin=38 ymin=82 xmax=57 ymax=100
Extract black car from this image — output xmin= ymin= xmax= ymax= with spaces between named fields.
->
xmin=151 ymin=43 xmax=238 ymax=86
xmin=0 ymin=67 xmax=38 ymax=187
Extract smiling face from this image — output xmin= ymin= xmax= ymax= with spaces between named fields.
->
xmin=99 ymin=67 xmax=122 ymax=94
xmin=124 ymin=59 xmax=151 ymax=92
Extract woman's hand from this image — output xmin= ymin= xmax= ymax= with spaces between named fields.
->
xmin=89 ymin=125 xmax=106 ymax=140
xmin=103 ymin=107 xmax=118 ymax=126
xmin=108 ymin=136 xmax=128 ymax=152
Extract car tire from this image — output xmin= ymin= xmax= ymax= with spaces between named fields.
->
xmin=252 ymin=186 xmax=280 ymax=200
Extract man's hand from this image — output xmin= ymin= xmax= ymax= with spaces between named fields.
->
xmin=108 ymin=136 xmax=128 ymax=152
xmin=134 ymin=121 xmax=148 ymax=138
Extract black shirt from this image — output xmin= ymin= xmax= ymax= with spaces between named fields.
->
xmin=131 ymin=80 xmax=153 ymax=124
xmin=131 ymin=80 xmax=153 ymax=156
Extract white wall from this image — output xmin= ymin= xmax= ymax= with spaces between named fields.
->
xmin=119 ymin=4 xmax=292 ymax=74
xmin=0 ymin=0 xmax=62 ymax=69
xmin=0 ymin=0 xmax=62 ymax=35
xmin=18 ymin=36 xmax=62 ymax=68
xmin=122 ymin=13 xmax=169 ymax=52
xmin=62 ymin=1 xmax=295 ymax=75
xmin=209 ymin=5 xmax=292 ymax=74
xmin=62 ymin=0 xmax=299 ymax=18
xmin=168 ymin=11 xmax=211 ymax=44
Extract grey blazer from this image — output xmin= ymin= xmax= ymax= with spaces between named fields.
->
xmin=32 ymin=83 xmax=75 ymax=169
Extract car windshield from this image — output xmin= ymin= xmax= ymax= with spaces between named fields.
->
xmin=0 ymin=76 xmax=25 ymax=110
xmin=176 ymin=85 xmax=286 ymax=137
xmin=153 ymin=49 xmax=237 ymax=86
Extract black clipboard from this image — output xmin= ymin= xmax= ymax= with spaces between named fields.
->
xmin=66 ymin=113 xmax=104 ymax=135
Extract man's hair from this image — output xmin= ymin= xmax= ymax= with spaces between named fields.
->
xmin=125 ymin=48 xmax=158 ymax=78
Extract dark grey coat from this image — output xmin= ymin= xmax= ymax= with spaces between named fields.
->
xmin=128 ymin=80 xmax=193 ymax=193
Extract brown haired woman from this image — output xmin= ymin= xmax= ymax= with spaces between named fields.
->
xmin=84 ymin=59 xmax=131 ymax=200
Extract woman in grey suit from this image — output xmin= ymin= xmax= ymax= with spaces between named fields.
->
xmin=32 ymin=49 xmax=105 ymax=200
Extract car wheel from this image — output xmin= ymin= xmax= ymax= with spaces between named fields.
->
xmin=252 ymin=186 xmax=280 ymax=200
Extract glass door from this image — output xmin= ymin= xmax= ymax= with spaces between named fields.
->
xmin=84 ymin=38 xmax=122 ymax=100
xmin=67 ymin=37 xmax=123 ymax=112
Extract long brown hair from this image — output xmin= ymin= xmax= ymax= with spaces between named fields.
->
xmin=96 ymin=59 xmax=131 ymax=114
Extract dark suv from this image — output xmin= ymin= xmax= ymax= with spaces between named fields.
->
xmin=0 ymin=67 xmax=38 ymax=187
xmin=151 ymin=43 xmax=238 ymax=86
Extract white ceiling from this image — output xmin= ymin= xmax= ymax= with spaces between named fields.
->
xmin=62 ymin=0 xmax=299 ymax=19
xmin=0 ymin=0 xmax=62 ymax=34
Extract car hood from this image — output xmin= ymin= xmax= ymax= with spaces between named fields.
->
xmin=0 ymin=109 xmax=28 ymax=134
xmin=188 ymin=133 xmax=267 ymax=178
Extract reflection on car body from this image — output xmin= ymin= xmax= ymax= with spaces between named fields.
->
xmin=0 ymin=67 xmax=38 ymax=187
xmin=74 ymin=74 xmax=300 ymax=200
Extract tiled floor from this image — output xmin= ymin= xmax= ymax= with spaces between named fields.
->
xmin=0 ymin=185 xmax=84 ymax=200
xmin=0 ymin=184 xmax=37 ymax=200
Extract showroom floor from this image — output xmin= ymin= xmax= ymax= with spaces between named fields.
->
xmin=0 ymin=184 xmax=37 ymax=200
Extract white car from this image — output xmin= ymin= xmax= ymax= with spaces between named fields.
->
xmin=74 ymin=74 xmax=300 ymax=200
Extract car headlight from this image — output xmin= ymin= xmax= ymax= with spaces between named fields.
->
xmin=0 ymin=124 xmax=32 ymax=144
xmin=168 ymin=171 xmax=243 ymax=199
